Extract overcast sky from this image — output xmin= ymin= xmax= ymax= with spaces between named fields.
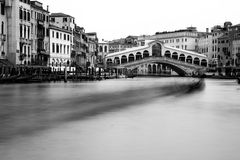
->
xmin=40 ymin=0 xmax=239 ymax=40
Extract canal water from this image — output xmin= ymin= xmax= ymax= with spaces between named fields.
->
xmin=0 ymin=78 xmax=240 ymax=160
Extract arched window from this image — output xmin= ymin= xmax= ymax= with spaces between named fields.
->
xmin=165 ymin=51 xmax=171 ymax=58
xmin=24 ymin=11 xmax=27 ymax=20
xmin=19 ymin=9 xmax=23 ymax=19
xmin=179 ymin=54 xmax=185 ymax=62
xmin=193 ymin=57 xmax=200 ymax=65
xmin=128 ymin=54 xmax=134 ymax=62
xmin=99 ymin=46 xmax=103 ymax=52
xmin=121 ymin=55 xmax=127 ymax=64
xmin=104 ymin=46 xmax=107 ymax=52
xmin=172 ymin=52 xmax=178 ymax=60
xmin=143 ymin=50 xmax=149 ymax=58
xmin=152 ymin=43 xmax=162 ymax=57
xmin=148 ymin=64 xmax=152 ymax=73
xmin=186 ymin=56 xmax=193 ymax=64
xmin=136 ymin=52 xmax=142 ymax=60
xmin=201 ymin=59 xmax=207 ymax=67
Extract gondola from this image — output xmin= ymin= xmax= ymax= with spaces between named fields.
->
xmin=0 ymin=74 xmax=20 ymax=83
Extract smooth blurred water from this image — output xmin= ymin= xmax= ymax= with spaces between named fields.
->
xmin=0 ymin=78 xmax=240 ymax=160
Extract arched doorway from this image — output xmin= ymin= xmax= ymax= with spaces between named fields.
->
xmin=148 ymin=64 xmax=152 ymax=73
xmin=179 ymin=54 xmax=185 ymax=62
xmin=172 ymin=52 xmax=178 ymax=60
xmin=107 ymin=59 xmax=112 ymax=65
xmin=165 ymin=51 xmax=171 ymax=58
xmin=121 ymin=55 xmax=127 ymax=64
xmin=143 ymin=50 xmax=149 ymax=58
xmin=201 ymin=59 xmax=207 ymax=67
xmin=193 ymin=57 xmax=200 ymax=65
xmin=128 ymin=54 xmax=134 ymax=62
xmin=136 ymin=52 xmax=142 ymax=60
xmin=186 ymin=56 xmax=193 ymax=64
xmin=114 ymin=57 xmax=120 ymax=64
xmin=152 ymin=43 xmax=162 ymax=57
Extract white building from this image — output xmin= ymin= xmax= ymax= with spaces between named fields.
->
xmin=138 ymin=27 xmax=206 ymax=52
xmin=0 ymin=0 xmax=7 ymax=60
xmin=98 ymin=39 xmax=109 ymax=64
xmin=5 ymin=0 xmax=31 ymax=65
xmin=49 ymin=25 xmax=72 ymax=70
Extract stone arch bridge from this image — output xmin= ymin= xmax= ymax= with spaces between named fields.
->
xmin=105 ymin=40 xmax=208 ymax=76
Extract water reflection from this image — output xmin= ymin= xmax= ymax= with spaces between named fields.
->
xmin=1 ymin=78 xmax=240 ymax=160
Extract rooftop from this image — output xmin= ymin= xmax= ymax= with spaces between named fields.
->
xmin=50 ymin=13 xmax=73 ymax=18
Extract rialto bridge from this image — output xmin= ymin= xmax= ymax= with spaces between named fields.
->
xmin=105 ymin=40 xmax=208 ymax=76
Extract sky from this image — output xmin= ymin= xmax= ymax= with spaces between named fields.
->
xmin=40 ymin=0 xmax=240 ymax=41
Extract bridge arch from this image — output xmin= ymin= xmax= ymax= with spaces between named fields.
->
xmin=193 ymin=57 xmax=200 ymax=65
xmin=136 ymin=52 xmax=142 ymax=60
xmin=143 ymin=50 xmax=149 ymax=58
xmin=179 ymin=54 xmax=185 ymax=62
xmin=152 ymin=43 xmax=162 ymax=57
xmin=128 ymin=54 xmax=134 ymax=62
xmin=121 ymin=55 xmax=127 ymax=64
xmin=201 ymin=59 xmax=208 ymax=67
xmin=172 ymin=52 xmax=178 ymax=60
xmin=186 ymin=55 xmax=193 ymax=64
xmin=165 ymin=50 xmax=171 ymax=58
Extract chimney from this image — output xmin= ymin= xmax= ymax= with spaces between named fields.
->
xmin=47 ymin=5 xmax=49 ymax=12
xmin=206 ymin=28 xmax=209 ymax=33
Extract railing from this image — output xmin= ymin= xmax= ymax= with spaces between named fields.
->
xmin=113 ymin=57 xmax=205 ymax=69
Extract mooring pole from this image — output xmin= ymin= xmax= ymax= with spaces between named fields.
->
xmin=64 ymin=66 xmax=67 ymax=83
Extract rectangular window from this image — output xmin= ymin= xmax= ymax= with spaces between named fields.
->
xmin=56 ymin=32 xmax=59 ymax=39
xmin=52 ymin=31 xmax=54 ymax=38
xmin=63 ymin=18 xmax=67 ymax=22
xmin=52 ymin=43 xmax=55 ymax=53
xmin=56 ymin=44 xmax=59 ymax=53
xmin=1 ymin=3 xmax=5 ymax=15
xmin=64 ymin=34 xmax=66 ymax=40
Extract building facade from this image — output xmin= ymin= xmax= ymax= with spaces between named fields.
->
xmin=72 ymin=25 xmax=88 ymax=69
xmin=49 ymin=25 xmax=71 ymax=70
xmin=49 ymin=12 xmax=75 ymax=70
xmin=5 ymin=0 xmax=31 ymax=65
xmin=138 ymin=27 xmax=205 ymax=52
xmin=30 ymin=1 xmax=50 ymax=66
xmin=86 ymin=32 xmax=98 ymax=69
xmin=0 ymin=0 xmax=7 ymax=60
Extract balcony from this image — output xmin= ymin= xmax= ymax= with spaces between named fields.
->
xmin=37 ymin=20 xmax=44 ymax=26
xmin=0 ymin=34 xmax=6 ymax=42
xmin=20 ymin=38 xmax=31 ymax=44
